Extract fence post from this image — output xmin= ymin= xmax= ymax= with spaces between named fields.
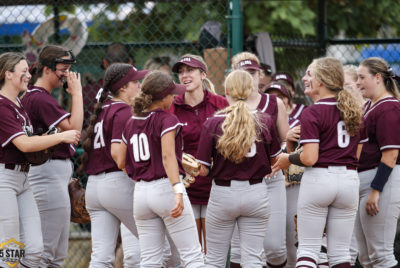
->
xmin=317 ymin=0 xmax=327 ymax=56
xmin=231 ymin=0 xmax=243 ymax=56
xmin=53 ymin=0 xmax=61 ymax=44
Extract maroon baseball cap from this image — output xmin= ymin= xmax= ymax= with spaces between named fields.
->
xmin=238 ymin=59 xmax=260 ymax=70
xmin=271 ymin=72 xmax=295 ymax=89
xmin=152 ymin=81 xmax=186 ymax=100
xmin=172 ymin=56 xmax=207 ymax=73
xmin=265 ymin=82 xmax=291 ymax=99
xmin=110 ymin=66 xmax=149 ymax=92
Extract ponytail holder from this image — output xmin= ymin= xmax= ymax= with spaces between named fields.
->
xmin=28 ymin=62 xmax=36 ymax=72
xmin=237 ymin=98 xmax=245 ymax=101
xmin=387 ymin=66 xmax=395 ymax=77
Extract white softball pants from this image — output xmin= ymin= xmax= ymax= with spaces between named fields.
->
xmin=286 ymin=183 xmax=300 ymax=268
xmin=134 ymin=178 xmax=204 ymax=268
xmin=230 ymin=173 xmax=286 ymax=267
xmin=354 ymin=166 xmax=400 ymax=268
xmin=85 ymin=171 xmax=138 ymax=268
xmin=28 ymin=159 xmax=73 ymax=268
xmin=120 ymin=223 xmax=183 ymax=268
xmin=0 ymin=164 xmax=43 ymax=268
xmin=296 ymin=166 xmax=359 ymax=268
xmin=206 ymin=180 xmax=270 ymax=268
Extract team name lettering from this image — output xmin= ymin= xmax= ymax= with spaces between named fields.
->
xmin=181 ymin=57 xmax=191 ymax=62
xmin=240 ymin=60 xmax=252 ymax=66
xmin=275 ymin=74 xmax=287 ymax=80
xmin=270 ymin=84 xmax=281 ymax=89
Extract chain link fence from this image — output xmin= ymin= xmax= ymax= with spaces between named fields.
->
xmin=1 ymin=1 xmax=400 ymax=267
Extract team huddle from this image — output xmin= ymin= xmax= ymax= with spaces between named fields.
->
xmin=0 ymin=43 xmax=399 ymax=268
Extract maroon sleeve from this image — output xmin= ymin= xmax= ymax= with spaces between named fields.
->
xmin=376 ymin=108 xmax=400 ymax=151
xmin=35 ymin=94 xmax=70 ymax=129
xmin=299 ymin=107 xmax=320 ymax=144
xmin=196 ymin=119 xmax=214 ymax=166
xmin=359 ymin=123 xmax=368 ymax=144
xmin=0 ymin=105 xmax=25 ymax=147
xmin=111 ymin=106 xmax=133 ymax=143
xmin=160 ymin=113 xmax=182 ymax=137
xmin=267 ymin=118 xmax=282 ymax=157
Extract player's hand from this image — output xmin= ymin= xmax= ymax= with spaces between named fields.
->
xmin=60 ymin=130 xmax=81 ymax=145
xmin=366 ymin=189 xmax=380 ymax=216
xmin=170 ymin=193 xmax=184 ymax=218
xmin=66 ymin=71 xmax=82 ymax=96
xmin=272 ymin=153 xmax=291 ymax=174
xmin=287 ymin=126 xmax=301 ymax=142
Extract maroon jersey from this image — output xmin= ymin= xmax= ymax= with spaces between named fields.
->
xmin=300 ymin=97 xmax=367 ymax=168
xmin=257 ymin=93 xmax=278 ymax=124
xmin=122 ymin=109 xmax=185 ymax=181
xmin=196 ymin=112 xmax=282 ymax=181
xmin=169 ymin=90 xmax=228 ymax=204
xmin=22 ymin=86 xmax=74 ymax=159
xmin=0 ymin=96 xmax=33 ymax=164
xmin=85 ymin=100 xmax=132 ymax=175
xmin=289 ymin=103 xmax=306 ymax=129
xmin=359 ymin=97 xmax=400 ymax=172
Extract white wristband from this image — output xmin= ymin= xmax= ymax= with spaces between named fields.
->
xmin=173 ymin=182 xmax=184 ymax=194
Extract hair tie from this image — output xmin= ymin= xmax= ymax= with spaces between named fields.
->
xmin=28 ymin=62 xmax=36 ymax=72
xmin=237 ymin=98 xmax=245 ymax=101
xmin=387 ymin=66 xmax=395 ymax=77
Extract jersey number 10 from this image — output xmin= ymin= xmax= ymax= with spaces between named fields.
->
xmin=130 ymin=133 xmax=151 ymax=162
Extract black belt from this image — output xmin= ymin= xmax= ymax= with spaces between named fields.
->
xmin=4 ymin=163 xmax=30 ymax=173
xmin=214 ymin=178 xmax=263 ymax=187
xmin=313 ymin=164 xmax=357 ymax=170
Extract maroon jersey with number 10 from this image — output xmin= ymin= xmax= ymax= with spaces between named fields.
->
xmin=122 ymin=108 xmax=186 ymax=181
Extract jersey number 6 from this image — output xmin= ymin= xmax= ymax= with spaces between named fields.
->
xmin=337 ymin=121 xmax=350 ymax=148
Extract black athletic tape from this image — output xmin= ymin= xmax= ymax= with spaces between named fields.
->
xmin=371 ymin=162 xmax=393 ymax=192
xmin=288 ymin=152 xmax=305 ymax=167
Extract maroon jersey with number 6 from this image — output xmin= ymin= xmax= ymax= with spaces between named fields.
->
xmin=0 ymin=96 xmax=33 ymax=164
xmin=300 ymin=97 xmax=367 ymax=168
xmin=196 ymin=112 xmax=282 ymax=181
xmin=85 ymin=100 xmax=132 ymax=175
xmin=122 ymin=108 xmax=185 ymax=181
xmin=22 ymin=85 xmax=75 ymax=159
xmin=359 ymin=97 xmax=400 ymax=172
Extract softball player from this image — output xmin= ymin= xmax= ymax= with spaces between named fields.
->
xmin=0 ymin=52 xmax=80 ymax=268
xmin=343 ymin=64 xmax=364 ymax=267
xmin=196 ymin=70 xmax=282 ymax=268
xmin=273 ymin=57 xmax=365 ymax=267
xmin=170 ymin=54 xmax=228 ymax=253
xmin=354 ymin=57 xmax=400 ymax=268
xmin=116 ymin=70 xmax=204 ymax=267
xmin=78 ymin=63 xmax=149 ymax=268
xmin=230 ymin=52 xmax=289 ymax=268
xmin=21 ymin=44 xmax=84 ymax=267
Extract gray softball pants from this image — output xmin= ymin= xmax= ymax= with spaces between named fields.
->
xmin=296 ymin=166 xmax=359 ymax=268
xmin=0 ymin=164 xmax=43 ymax=268
xmin=206 ymin=180 xmax=270 ymax=268
xmin=121 ymin=223 xmax=183 ymax=268
xmin=230 ymin=173 xmax=286 ymax=267
xmin=134 ymin=178 xmax=204 ymax=268
xmin=85 ymin=171 xmax=138 ymax=268
xmin=354 ymin=166 xmax=400 ymax=268
xmin=28 ymin=159 xmax=73 ymax=268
